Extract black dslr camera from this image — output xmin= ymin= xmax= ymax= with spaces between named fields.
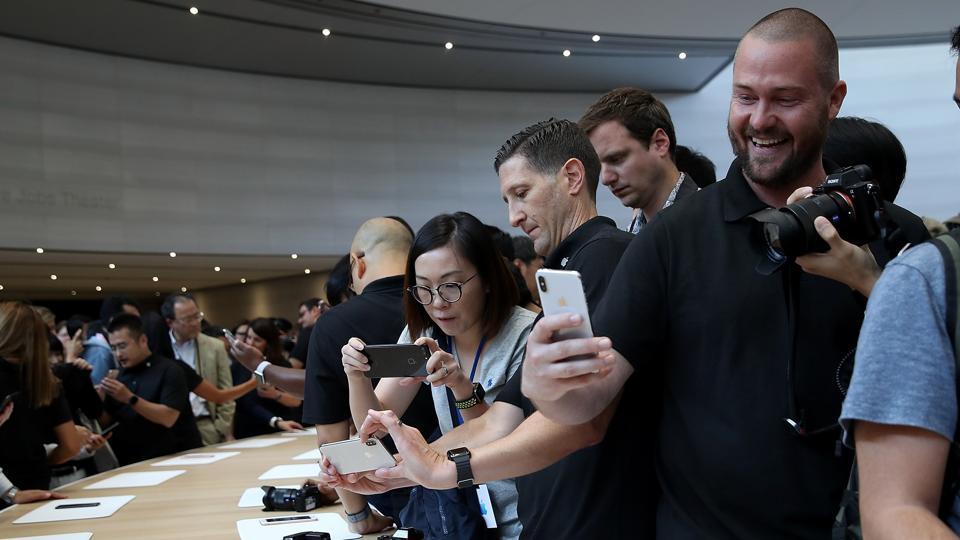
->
xmin=748 ymin=165 xmax=885 ymax=260
xmin=261 ymin=484 xmax=321 ymax=513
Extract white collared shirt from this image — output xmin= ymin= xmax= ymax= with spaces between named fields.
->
xmin=169 ymin=331 xmax=209 ymax=418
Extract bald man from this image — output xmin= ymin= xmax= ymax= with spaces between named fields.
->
xmin=301 ymin=218 xmax=438 ymax=535
xmin=518 ymin=8 xmax=925 ymax=539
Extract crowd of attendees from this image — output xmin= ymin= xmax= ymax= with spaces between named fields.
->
xmin=2 ymin=8 xmax=960 ymax=540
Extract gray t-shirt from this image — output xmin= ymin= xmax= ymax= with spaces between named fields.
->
xmin=840 ymin=241 xmax=958 ymax=530
xmin=397 ymin=305 xmax=535 ymax=540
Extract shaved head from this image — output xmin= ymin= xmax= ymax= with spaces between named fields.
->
xmin=739 ymin=8 xmax=839 ymax=91
xmin=351 ymin=217 xmax=414 ymax=260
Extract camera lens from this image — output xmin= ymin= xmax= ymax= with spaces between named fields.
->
xmin=365 ymin=440 xmax=376 ymax=446
xmin=537 ymin=276 xmax=547 ymax=293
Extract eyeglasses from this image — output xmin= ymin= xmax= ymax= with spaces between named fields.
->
xmin=408 ymin=274 xmax=478 ymax=305
xmin=176 ymin=313 xmax=203 ymax=323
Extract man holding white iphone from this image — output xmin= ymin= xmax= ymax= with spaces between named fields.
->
xmin=323 ymin=119 xmax=653 ymax=539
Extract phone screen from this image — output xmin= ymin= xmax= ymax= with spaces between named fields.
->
xmin=223 ymin=329 xmax=239 ymax=346
xmin=260 ymin=515 xmax=316 ymax=525
xmin=56 ymin=502 xmax=101 ymax=509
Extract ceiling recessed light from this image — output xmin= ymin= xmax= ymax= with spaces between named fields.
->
xmin=108 ymin=263 xmax=116 ymax=269
xmin=50 ymin=274 xmax=57 ymax=280
xmin=321 ymin=28 xmax=331 ymax=37
xmin=304 ymin=269 xmax=311 ymax=274
xmin=240 ymin=278 xmax=247 ymax=284
xmin=155 ymin=292 xmax=161 ymax=297
xmin=214 ymin=266 xmax=221 ymax=272
xmin=189 ymin=6 xmax=199 ymax=15
xmin=36 ymin=247 xmax=44 ymax=254
xmin=562 ymin=49 xmax=571 ymax=57
xmin=95 ymin=285 xmax=102 ymax=292
xmin=181 ymin=286 xmax=188 ymax=293
xmin=291 ymin=253 xmax=298 ymax=259
xmin=70 ymin=290 xmax=77 ymax=296
xmin=592 ymin=34 xmax=600 ymax=42
xmin=0 ymin=285 xmax=4 ymax=291
xmin=152 ymin=276 xmax=159 ymax=282
xmin=444 ymin=42 xmax=454 ymax=50
xmin=169 ymin=251 xmax=177 ymax=258
xmin=678 ymin=51 xmax=688 ymax=60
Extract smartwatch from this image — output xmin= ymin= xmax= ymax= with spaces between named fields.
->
xmin=454 ymin=383 xmax=485 ymax=410
xmin=254 ymin=360 xmax=271 ymax=385
xmin=1 ymin=486 xmax=18 ymax=504
xmin=446 ymin=447 xmax=474 ymax=489
xmin=128 ymin=395 xmax=140 ymax=406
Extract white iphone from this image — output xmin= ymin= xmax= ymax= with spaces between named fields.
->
xmin=535 ymin=269 xmax=593 ymax=341
xmin=319 ymin=437 xmax=397 ymax=475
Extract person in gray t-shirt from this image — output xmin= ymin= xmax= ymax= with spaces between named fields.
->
xmin=840 ymin=240 xmax=959 ymax=537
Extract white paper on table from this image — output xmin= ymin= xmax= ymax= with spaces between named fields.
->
xmin=291 ymin=448 xmax=321 ymax=461
xmin=84 ymin=470 xmax=185 ymax=490
xmin=236 ymin=512 xmax=360 ymax=540
xmin=258 ymin=463 xmax=321 ymax=480
xmin=281 ymin=427 xmax=317 ymax=437
xmin=238 ymin=485 xmax=297 ymax=508
xmin=1 ymin=534 xmax=93 ymax=540
xmin=221 ymin=438 xmax=295 ymax=449
xmin=151 ymin=451 xmax=240 ymax=466
xmin=12 ymin=496 xmax=135 ymax=524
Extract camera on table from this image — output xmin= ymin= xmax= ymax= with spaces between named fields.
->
xmin=748 ymin=165 xmax=885 ymax=260
xmin=261 ymin=484 xmax=321 ymax=513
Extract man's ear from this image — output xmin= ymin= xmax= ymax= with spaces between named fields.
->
xmin=355 ymin=256 xmax=367 ymax=281
xmin=650 ymin=128 xmax=671 ymax=157
xmin=827 ymin=80 xmax=847 ymax=120
xmin=559 ymin=158 xmax=587 ymax=197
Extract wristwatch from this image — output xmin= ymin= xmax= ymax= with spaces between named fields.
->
xmin=254 ymin=359 xmax=271 ymax=385
xmin=454 ymin=383 xmax=485 ymax=410
xmin=447 ymin=447 xmax=474 ymax=489
xmin=128 ymin=395 xmax=139 ymax=406
xmin=1 ymin=486 xmax=18 ymax=504
xmin=344 ymin=504 xmax=371 ymax=523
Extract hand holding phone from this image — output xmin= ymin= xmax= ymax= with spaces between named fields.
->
xmin=361 ymin=344 xmax=431 ymax=378
xmin=320 ymin=437 xmax=397 ymax=474
xmin=223 ymin=328 xmax=239 ymax=347
xmin=535 ymin=269 xmax=593 ymax=341
xmin=1 ymin=391 xmax=19 ymax=411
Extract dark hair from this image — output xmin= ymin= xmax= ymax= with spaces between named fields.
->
xmin=675 ymin=145 xmax=717 ymax=188
xmin=48 ymin=333 xmax=64 ymax=355
xmin=951 ymin=26 xmax=960 ymax=54
xmin=248 ymin=317 xmax=287 ymax=366
xmin=385 ymin=216 xmax=416 ymax=239
xmin=511 ymin=235 xmax=537 ymax=263
xmin=579 ymin=87 xmax=678 ymax=160
xmin=404 ymin=212 xmax=518 ymax=340
xmin=107 ymin=313 xmax=145 ymax=338
xmin=484 ymin=225 xmax=515 ymax=260
xmin=299 ymin=298 xmax=322 ymax=312
xmin=325 ymin=254 xmax=355 ymax=307
xmin=161 ymin=293 xmax=196 ymax=320
xmin=744 ymin=8 xmax=838 ymax=91
xmin=272 ymin=318 xmax=293 ymax=334
xmin=508 ymin=264 xmax=533 ymax=308
xmin=494 ymin=119 xmax=601 ymax=201
xmin=99 ymin=295 xmax=140 ymax=322
xmin=202 ymin=325 xmax=226 ymax=338
xmin=66 ymin=315 xmax=91 ymax=340
xmin=824 ymin=117 xmax=906 ymax=202
xmin=232 ymin=319 xmax=250 ymax=333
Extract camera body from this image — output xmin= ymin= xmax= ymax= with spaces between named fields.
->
xmin=262 ymin=484 xmax=321 ymax=513
xmin=748 ymin=165 xmax=884 ymax=259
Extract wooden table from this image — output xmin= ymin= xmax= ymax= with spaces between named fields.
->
xmin=0 ymin=432 xmax=382 ymax=539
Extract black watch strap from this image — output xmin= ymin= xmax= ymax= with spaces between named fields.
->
xmin=447 ymin=448 xmax=474 ymax=489
xmin=128 ymin=395 xmax=139 ymax=406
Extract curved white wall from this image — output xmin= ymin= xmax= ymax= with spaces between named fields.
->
xmin=2 ymin=37 xmax=958 ymax=258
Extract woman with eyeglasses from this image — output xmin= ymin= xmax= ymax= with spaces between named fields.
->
xmin=231 ymin=318 xmax=304 ymax=437
xmin=341 ymin=212 xmax=535 ymax=539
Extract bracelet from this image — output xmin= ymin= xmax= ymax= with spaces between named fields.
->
xmin=344 ymin=504 xmax=371 ymax=523
xmin=269 ymin=416 xmax=280 ymax=429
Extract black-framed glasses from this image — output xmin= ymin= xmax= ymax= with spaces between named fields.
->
xmin=408 ymin=274 xmax=478 ymax=305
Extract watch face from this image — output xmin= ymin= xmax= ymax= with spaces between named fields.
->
xmin=447 ymin=447 xmax=470 ymax=460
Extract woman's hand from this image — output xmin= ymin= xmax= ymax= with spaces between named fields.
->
xmin=229 ymin=340 xmax=264 ymax=372
xmin=417 ymin=337 xmax=471 ymax=395
xmin=276 ymin=419 xmax=304 ymax=432
xmin=341 ymin=338 xmax=370 ymax=378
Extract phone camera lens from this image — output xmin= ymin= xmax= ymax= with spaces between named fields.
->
xmin=365 ymin=440 xmax=376 ymax=446
xmin=538 ymin=276 xmax=547 ymax=293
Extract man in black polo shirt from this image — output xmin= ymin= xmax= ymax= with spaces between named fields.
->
xmin=329 ymin=119 xmax=652 ymax=539
xmin=101 ymin=314 xmax=201 ymax=466
xmin=289 ymin=298 xmax=327 ymax=369
xmin=302 ymin=217 xmax=437 ymax=535
xmin=519 ymin=9 xmax=926 ymax=539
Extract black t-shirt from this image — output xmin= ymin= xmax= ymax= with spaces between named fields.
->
xmin=590 ymin=158 xmax=924 ymax=539
xmin=302 ymin=275 xmax=437 ymax=439
xmin=290 ymin=324 xmax=312 ymax=364
xmin=495 ymin=216 xmax=658 ymax=539
xmin=0 ymin=357 xmax=73 ymax=490
xmin=104 ymin=354 xmax=200 ymax=465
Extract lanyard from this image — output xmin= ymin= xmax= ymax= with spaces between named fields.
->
xmin=443 ymin=334 xmax=487 ymax=427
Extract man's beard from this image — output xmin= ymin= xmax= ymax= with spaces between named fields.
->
xmin=727 ymin=115 xmax=828 ymax=188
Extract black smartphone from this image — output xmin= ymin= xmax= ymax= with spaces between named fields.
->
xmin=1 ymin=391 xmax=19 ymax=410
xmin=56 ymin=502 xmax=101 ymax=509
xmin=100 ymin=422 xmax=120 ymax=436
xmin=362 ymin=344 xmax=431 ymax=378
